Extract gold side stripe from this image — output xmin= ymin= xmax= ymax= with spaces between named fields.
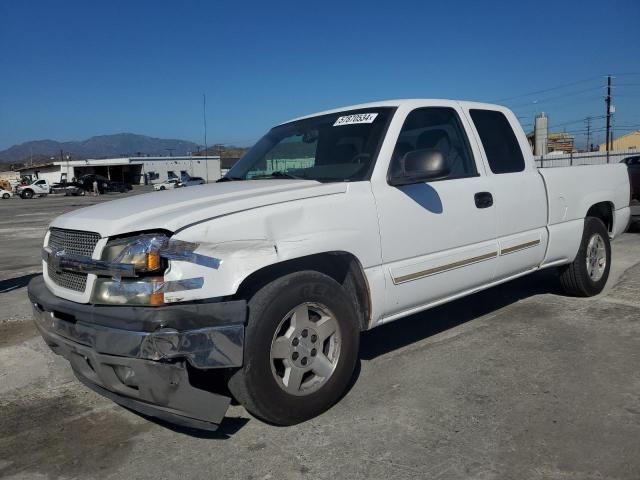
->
xmin=393 ymin=251 xmax=498 ymax=284
xmin=500 ymin=239 xmax=540 ymax=256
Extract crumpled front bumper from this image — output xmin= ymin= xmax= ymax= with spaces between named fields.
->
xmin=28 ymin=275 xmax=246 ymax=431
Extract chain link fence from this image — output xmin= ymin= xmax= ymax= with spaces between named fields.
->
xmin=534 ymin=150 xmax=638 ymax=168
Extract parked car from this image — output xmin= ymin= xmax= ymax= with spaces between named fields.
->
xmin=154 ymin=179 xmax=182 ymax=191
xmin=105 ymin=181 xmax=131 ymax=193
xmin=16 ymin=179 xmax=49 ymax=199
xmin=29 ymin=99 xmax=631 ymax=432
xmin=77 ymin=174 xmax=130 ymax=194
xmin=50 ymin=181 xmax=87 ymax=196
xmin=621 ymin=155 xmax=640 ymax=201
xmin=181 ymin=175 xmax=206 ymax=186
xmin=0 ymin=188 xmax=13 ymax=199
xmin=621 ymin=155 xmax=640 ymax=222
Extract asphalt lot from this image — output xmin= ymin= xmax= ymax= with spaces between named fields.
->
xmin=1 ymin=191 xmax=640 ymax=480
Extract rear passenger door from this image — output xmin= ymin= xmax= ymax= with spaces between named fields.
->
xmin=466 ymin=108 xmax=548 ymax=281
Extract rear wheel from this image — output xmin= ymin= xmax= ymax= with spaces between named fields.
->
xmin=21 ymin=189 xmax=34 ymax=199
xmin=2 ymin=193 xmax=9 ymax=199
xmin=228 ymin=271 xmax=360 ymax=425
xmin=558 ymin=217 xmax=611 ymax=297
xmin=159 ymin=186 xmax=166 ymax=190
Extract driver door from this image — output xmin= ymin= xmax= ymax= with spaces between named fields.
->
xmin=34 ymin=180 xmax=48 ymax=194
xmin=372 ymin=106 xmax=498 ymax=319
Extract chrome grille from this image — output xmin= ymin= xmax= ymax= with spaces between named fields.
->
xmin=48 ymin=228 xmax=100 ymax=257
xmin=47 ymin=257 xmax=89 ymax=291
xmin=46 ymin=228 xmax=101 ymax=292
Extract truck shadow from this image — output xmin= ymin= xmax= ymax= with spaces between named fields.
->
xmin=0 ymin=273 xmax=39 ymax=294
xmin=128 ymin=409 xmax=250 ymax=439
xmin=627 ymin=219 xmax=640 ymax=233
xmin=359 ymin=268 xmax=561 ymax=360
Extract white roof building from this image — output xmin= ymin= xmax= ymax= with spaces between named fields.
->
xmin=17 ymin=155 xmax=221 ymax=185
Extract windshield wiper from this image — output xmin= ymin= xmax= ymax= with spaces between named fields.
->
xmin=250 ymin=171 xmax=308 ymax=180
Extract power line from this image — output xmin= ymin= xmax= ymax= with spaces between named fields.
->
xmin=491 ymin=75 xmax=603 ymax=103
xmin=492 ymin=72 xmax=640 ymax=104
xmin=505 ymin=86 xmax=605 ymax=108
xmin=610 ymin=72 xmax=640 ymax=76
xmin=508 ymin=92 xmax=610 ymax=115
xmin=543 ymin=115 xmax=605 ymax=130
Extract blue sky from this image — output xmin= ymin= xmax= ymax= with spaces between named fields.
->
xmin=1 ymin=0 xmax=639 ymax=150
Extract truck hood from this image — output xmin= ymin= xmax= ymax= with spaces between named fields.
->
xmin=51 ymin=180 xmax=348 ymax=238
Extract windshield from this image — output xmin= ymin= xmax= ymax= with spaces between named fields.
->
xmin=225 ymin=107 xmax=394 ymax=182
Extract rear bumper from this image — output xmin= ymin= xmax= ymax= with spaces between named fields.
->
xmin=28 ymin=275 xmax=246 ymax=431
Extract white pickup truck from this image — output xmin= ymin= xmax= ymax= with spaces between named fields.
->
xmin=16 ymin=179 xmax=50 ymax=199
xmin=29 ymin=99 xmax=631 ymax=431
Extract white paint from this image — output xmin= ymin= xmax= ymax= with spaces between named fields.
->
xmin=41 ymin=99 xmax=632 ymax=329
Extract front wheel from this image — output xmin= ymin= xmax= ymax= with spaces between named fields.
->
xmin=2 ymin=193 xmax=9 ymax=199
xmin=228 ymin=271 xmax=360 ymax=425
xmin=558 ymin=217 xmax=611 ymax=297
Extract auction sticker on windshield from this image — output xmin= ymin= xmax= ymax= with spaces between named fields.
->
xmin=333 ymin=113 xmax=378 ymax=126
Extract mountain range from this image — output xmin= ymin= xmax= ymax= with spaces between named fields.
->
xmin=0 ymin=133 xmax=202 ymax=164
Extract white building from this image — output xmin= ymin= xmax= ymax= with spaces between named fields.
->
xmin=0 ymin=170 xmax=20 ymax=188
xmin=17 ymin=156 xmax=221 ymax=185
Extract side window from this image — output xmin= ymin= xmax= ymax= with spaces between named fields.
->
xmin=390 ymin=107 xmax=476 ymax=181
xmin=469 ymin=109 xmax=525 ymax=174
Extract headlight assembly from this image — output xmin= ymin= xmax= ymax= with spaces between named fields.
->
xmin=93 ymin=276 xmax=166 ymax=305
xmin=37 ymin=232 xmax=217 ymax=307
xmin=93 ymin=233 xmax=170 ymax=305
xmin=101 ymin=234 xmax=169 ymax=274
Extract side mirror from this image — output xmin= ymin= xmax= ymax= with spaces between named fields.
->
xmin=389 ymin=149 xmax=450 ymax=186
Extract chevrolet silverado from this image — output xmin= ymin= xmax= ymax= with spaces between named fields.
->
xmin=29 ymin=99 xmax=631 ymax=431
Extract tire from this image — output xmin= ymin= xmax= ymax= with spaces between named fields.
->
xmin=558 ymin=217 xmax=611 ymax=297
xmin=159 ymin=186 xmax=165 ymax=190
xmin=21 ymin=189 xmax=34 ymax=199
xmin=228 ymin=271 xmax=360 ymax=425
xmin=2 ymin=193 xmax=9 ymax=199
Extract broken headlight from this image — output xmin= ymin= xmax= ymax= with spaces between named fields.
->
xmin=101 ymin=233 xmax=169 ymax=274
xmin=90 ymin=234 xmax=208 ymax=306
xmin=93 ymin=234 xmax=170 ymax=305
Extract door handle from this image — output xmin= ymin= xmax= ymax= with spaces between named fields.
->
xmin=474 ymin=192 xmax=493 ymax=209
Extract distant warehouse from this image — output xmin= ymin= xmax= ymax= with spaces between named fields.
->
xmin=17 ymin=155 xmax=221 ymax=185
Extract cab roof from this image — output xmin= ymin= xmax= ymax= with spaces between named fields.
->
xmin=280 ymin=99 xmax=507 ymax=125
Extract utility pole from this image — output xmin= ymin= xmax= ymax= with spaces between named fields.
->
xmin=203 ymin=93 xmax=209 ymax=183
xmin=60 ymin=149 xmax=66 ymax=182
xmin=585 ymin=116 xmax=592 ymax=152
xmin=605 ymin=75 xmax=612 ymax=162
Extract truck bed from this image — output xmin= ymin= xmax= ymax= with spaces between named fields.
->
xmin=538 ymin=163 xmax=630 ymax=234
